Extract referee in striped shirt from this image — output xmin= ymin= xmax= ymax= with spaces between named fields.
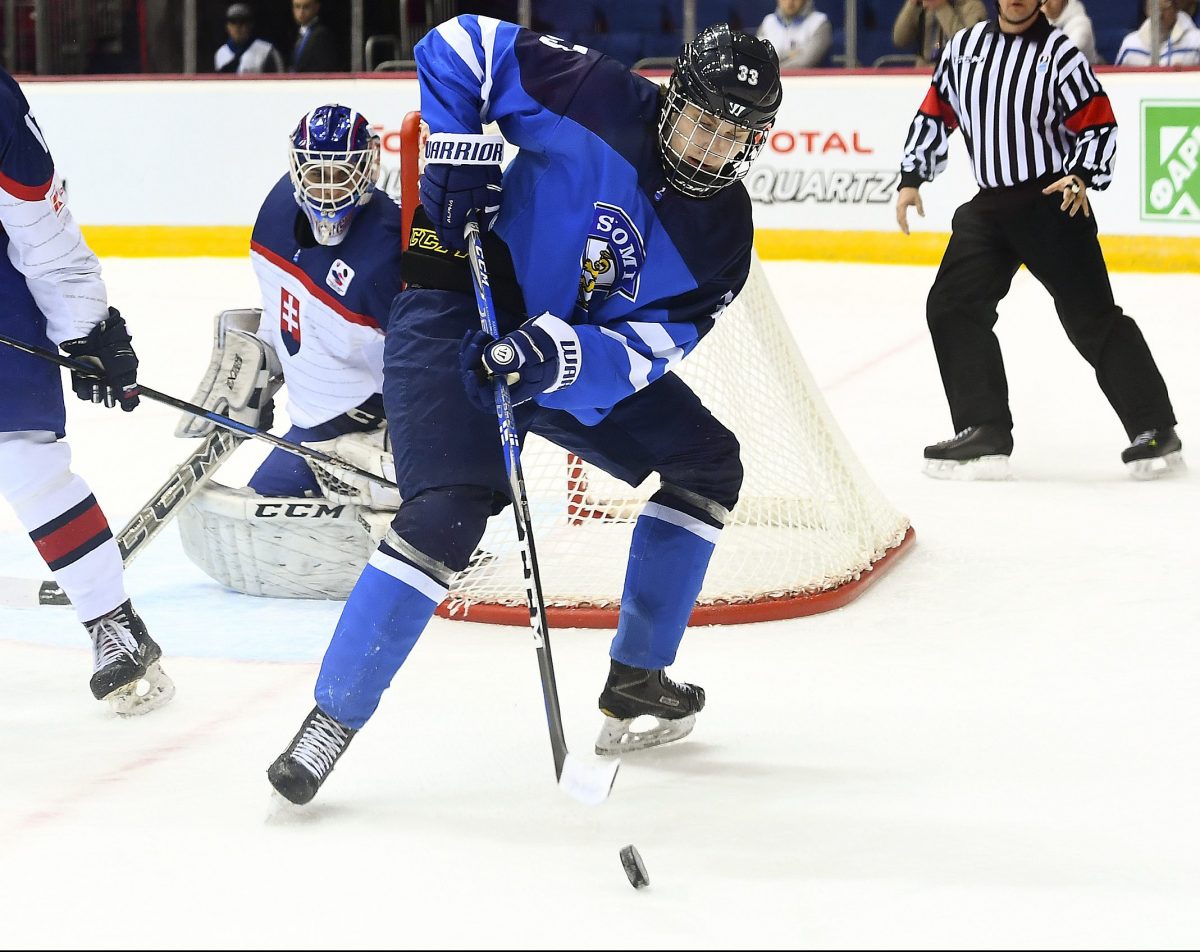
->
xmin=895 ymin=0 xmax=1184 ymax=481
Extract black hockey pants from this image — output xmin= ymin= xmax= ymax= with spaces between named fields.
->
xmin=925 ymin=178 xmax=1176 ymax=440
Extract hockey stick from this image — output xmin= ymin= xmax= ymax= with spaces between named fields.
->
xmin=0 ymin=428 xmax=242 ymax=608
xmin=0 ymin=332 xmax=397 ymax=490
xmin=464 ymin=216 xmax=619 ymax=806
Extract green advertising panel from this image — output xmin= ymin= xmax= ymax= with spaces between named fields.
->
xmin=1141 ymin=101 xmax=1200 ymax=222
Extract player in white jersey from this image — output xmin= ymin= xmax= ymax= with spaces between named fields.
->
xmin=0 ymin=67 xmax=173 ymax=714
xmin=176 ymin=104 xmax=406 ymax=599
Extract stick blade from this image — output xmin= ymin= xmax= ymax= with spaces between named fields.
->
xmin=558 ymin=752 xmax=620 ymax=806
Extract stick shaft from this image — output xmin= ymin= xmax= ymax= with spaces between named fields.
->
xmin=0 ymin=331 xmax=396 ymax=489
xmin=465 ymin=218 xmax=570 ymax=780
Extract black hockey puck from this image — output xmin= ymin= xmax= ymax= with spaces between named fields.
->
xmin=619 ymin=844 xmax=649 ymax=889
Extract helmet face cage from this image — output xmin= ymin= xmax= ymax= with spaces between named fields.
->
xmin=658 ymin=25 xmax=782 ymax=198
xmin=288 ymin=104 xmax=381 ymax=246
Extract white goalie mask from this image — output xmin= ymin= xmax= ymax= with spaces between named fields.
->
xmin=288 ymin=103 xmax=382 ymax=246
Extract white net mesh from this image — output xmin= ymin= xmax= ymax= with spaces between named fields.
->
xmin=443 ymin=252 xmax=912 ymax=625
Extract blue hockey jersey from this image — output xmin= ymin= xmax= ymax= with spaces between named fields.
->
xmin=415 ymin=16 xmax=755 ymax=424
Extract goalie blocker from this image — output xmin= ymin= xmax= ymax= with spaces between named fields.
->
xmin=177 ymin=308 xmax=400 ymax=598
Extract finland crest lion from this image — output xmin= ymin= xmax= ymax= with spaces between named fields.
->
xmin=577 ymin=203 xmax=646 ymax=310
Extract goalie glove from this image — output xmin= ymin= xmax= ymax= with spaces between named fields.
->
xmin=304 ymin=424 xmax=402 ymax=510
xmin=177 ymin=309 xmax=283 ymax=438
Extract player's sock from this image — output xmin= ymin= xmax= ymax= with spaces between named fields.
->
xmin=0 ymin=433 xmax=127 ymax=622
xmin=609 ymin=500 xmax=719 ymax=670
xmin=313 ymin=540 xmax=448 ymax=729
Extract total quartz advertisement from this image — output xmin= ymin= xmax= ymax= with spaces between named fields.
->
xmin=18 ymin=69 xmax=1200 ymax=247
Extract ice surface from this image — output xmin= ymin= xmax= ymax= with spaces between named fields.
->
xmin=1 ymin=257 xmax=1196 ymax=949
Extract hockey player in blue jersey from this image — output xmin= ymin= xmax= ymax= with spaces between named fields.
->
xmin=0 ymin=67 xmax=173 ymax=714
xmin=176 ymin=103 xmax=405 ymax=598
xmin=268 ymin=18 xmax=782 ymax=804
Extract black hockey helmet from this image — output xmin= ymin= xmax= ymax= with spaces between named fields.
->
xmin=658 ymin=23 xmax=782 ymax=198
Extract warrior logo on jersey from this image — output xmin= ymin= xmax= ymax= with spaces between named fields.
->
xmin=280 ymin=288 xmax=302 ymax=355
xmin=327 ymin=259 xmax=355 ymax=296
xmin=577 ymin=203 xmax=645 ymax=309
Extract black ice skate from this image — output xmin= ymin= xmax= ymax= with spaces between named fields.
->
xmin=268 ymin=706 xmax=357 ymax=805
xmin=595 ymin=659 xmax=706 ymax=755
xmin=923 ymin=424 xmax=1014 ymax=481
xmin=1121 ymin=427 xmax=1185 ymax=480
xmin=86 ymin=599 xmax=175 ymax=715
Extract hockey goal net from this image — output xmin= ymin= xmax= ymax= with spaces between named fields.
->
xmin=399 ymin=114 xmax=914 ymax=628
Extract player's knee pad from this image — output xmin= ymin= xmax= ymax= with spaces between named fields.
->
xmin=0 ymin=431 xmax=74 ymax=507
xmin=657 ymin=424 xmax=743 ymax=513
xmin=177 ymin=481 xmax=391 ymax=598
xmin=388 ymin=484 xmax=504 ymax=573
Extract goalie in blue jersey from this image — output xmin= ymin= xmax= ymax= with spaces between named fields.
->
xmin=268 ymin=17 xmax=783 ymax=804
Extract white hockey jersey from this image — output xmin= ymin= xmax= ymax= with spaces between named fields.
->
xmin=249 ymin=174 xmax=405 ymax=428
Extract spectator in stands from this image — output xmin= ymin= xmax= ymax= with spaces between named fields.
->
xmin=1043 ymin=0 xmax=1099 ymax=63
xmin=215 ymin=3 xmax=285 ymax=74
xmin=290 ymin=0 xmax=340 ymax=72
xmin=892 ymin=0 xmax=988 ymax=66
xmin=757 ymin=0 xmax=832 ymax=68
xmin=1115 ymin=0 xmax=1200 ymax=65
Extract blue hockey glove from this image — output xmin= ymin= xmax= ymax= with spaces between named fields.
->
xmin=420 ymin=133 xmax=504 ymax=251
xmin=459 ymin=315 xmax=580 ymax=413
xmin=60 ymin=307 xmax=140 ymax=411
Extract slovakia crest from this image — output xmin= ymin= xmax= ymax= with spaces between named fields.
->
xmin=280 ymin=288 xmax=302 ymax=356
xmin=327 ymin=259 xmax=355 ymax=296
xmin=577 ymin=203 xmax=645 ymax=309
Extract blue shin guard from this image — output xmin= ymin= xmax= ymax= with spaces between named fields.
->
xmin=314 ymin=551 xmax=446 ymax=729
xmin=609 ymin=503 xmax=720 ymax=671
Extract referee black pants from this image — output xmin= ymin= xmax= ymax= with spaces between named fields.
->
xmin=926 ymin=180 xmax=1176 ymax=441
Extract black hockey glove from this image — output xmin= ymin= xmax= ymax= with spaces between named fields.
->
xmin=420 ymin=133 xmax=504 ymax=251
xmin=460 ymin=321 xmax=562 ymax=413
xmin=60 ymin=307 xmax=140 ymax=411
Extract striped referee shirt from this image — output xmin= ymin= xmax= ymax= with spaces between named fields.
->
xmin=899 ymin=14 xmax=1117 ymax=192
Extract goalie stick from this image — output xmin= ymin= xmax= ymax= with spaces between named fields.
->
xmin=0 ymin=331 xmax=397 ymax=490
xmin=464 ymin=214 xmax=619 ymax=807
xmin=0 ymin=428 xmax=243 ymax=608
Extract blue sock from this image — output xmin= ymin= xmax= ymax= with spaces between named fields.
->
xmin=315 ymin=550 xmax=446 ymax=728
xmin=609 ymin=502 xmax=720 ymax=670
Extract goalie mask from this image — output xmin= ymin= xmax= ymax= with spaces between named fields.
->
xmin=658 ymin=24 xmax=782 ymax=198
xmin=289 ymin=103 xmax=381 ymax=246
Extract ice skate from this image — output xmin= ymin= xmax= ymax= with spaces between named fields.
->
xmin=86 ymin=599 xmax=175 ymax=716
xmin=268 ymin=706 xmax=357 ymax=805
xmin=923 ymin=424 xmax=1013 ymax=480
xmin=1121 ymin=427 xmax=1185 ymax=480
xmin=595 ymin=659 xmax=705 ymax=755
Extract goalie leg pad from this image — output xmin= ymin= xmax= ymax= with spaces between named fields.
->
xmin=177 ymin=482 xmax=377 ymax=598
